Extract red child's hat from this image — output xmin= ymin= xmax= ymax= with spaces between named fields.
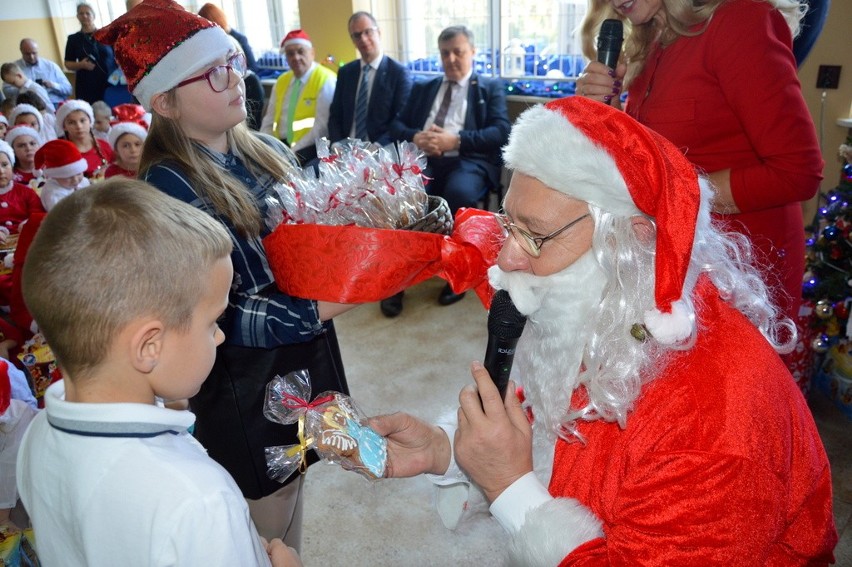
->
xmin=108 ymin=103 xmax=149 ymax=149
xmin=34 ymin=139 xmax=87 ymax=178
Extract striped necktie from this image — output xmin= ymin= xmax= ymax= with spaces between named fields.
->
xmin=354 ymin=65 xmax=370 ymax=141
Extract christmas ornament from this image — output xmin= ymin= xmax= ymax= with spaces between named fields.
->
xmin=812 ymin=334 xmax=830 ymax=353
xmin=815 ymin=299 xmax=834 ymax=319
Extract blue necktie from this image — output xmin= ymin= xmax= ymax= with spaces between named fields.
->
xmin=354 ymin=65 xmax=370 ymax=141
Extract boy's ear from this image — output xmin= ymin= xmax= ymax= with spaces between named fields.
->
xmin=150 ymin=93 xmax=176 ymax=119
xmin=130 ymin=320 xmax=164 ymax=374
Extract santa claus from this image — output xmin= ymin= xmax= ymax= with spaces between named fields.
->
xmin=373 ymin=96 xmax=838 ymax=565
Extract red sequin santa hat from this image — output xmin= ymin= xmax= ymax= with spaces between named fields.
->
xmin=280 ymin=29 xmax=312 ymax=53
xmin=108 ymin=103 xmax=149 ymax=149
xmin=34 ymin=139 xmax=87 ymax=179
xmin=94 ymin=0 xmax=232 ymax=111
xmin=502 ymin=97 xmax=702 ymax=344
xmin=55 ymin=100 xmax=94 ymax=138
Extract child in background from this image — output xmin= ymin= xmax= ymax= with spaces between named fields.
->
xmin=104 ymin=103 xmax=148 ymax=178
xmin=8 ymin=104 xmax=46 ymax=142
xmin=17 ymin=179 xmax=297 ymax=566
xmin=34 ymin=139 xmax=89 ymax=211
xmin=91 ymin=100 xmax=112 ymax=143
xmin=0 ymin=114 xmax=7 ymax=140
xmin=55 ymin=100 xmax=113 ymax=178
xmin=5 ymin=126 xmax=42 ymax=186
xmin=1 ymin=358 xmax=39 ymax=531
xmin=15 ymin=91 xmax=57 ymax=142
xmin=0 ymin=63 xmax=53 ymax=114
xmin=0 ymin=140 xmax=44 ymax=235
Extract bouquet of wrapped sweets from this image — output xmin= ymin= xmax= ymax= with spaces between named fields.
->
xmin=263 ymin=369 xmax=387 ymax=481
xmin=263 ymin=139 xmax=504 ymax=307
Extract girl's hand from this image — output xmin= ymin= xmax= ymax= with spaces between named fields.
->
xmin=455 ymin=362 xmax=533 ymax=503
xmin=576 ymin=60 xmax=626 ymax=106
xmin=369 ymin=412 xmax=452 ymax=478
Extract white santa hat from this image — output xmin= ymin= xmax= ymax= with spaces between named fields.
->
xmin=107 ymin=103 xmax=149 ymax=148
xmin=34 ymin=139 xmax=87 ymax=178
xmin=9 ymin=104 xmax=44 ymax=133
xmin=55 ymin=99 xmax=95 ymax=138
xmin=5 ymin=125 xmax=43 ymax=149
xmin=95 ymin=0 xmax=232 ymax=111
xmin=503 ymin=97 xmax=701 ymax=345
xmin=0 ymin=140 xmax=14 ymax=166
xmin=0 ymin=114 xmax=7 ymax=127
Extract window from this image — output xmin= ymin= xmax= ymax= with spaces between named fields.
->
xmin=395 ymin=0 xmax=587 ymax=96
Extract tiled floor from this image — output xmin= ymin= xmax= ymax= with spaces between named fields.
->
xmin=809 ymin=389 xmax=852 ymax=565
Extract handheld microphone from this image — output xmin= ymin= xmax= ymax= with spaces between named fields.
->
xmin=596 ymin=19 xmax=623 ymax=71
xmin=484 ymin=290 xmax=527 ymax=399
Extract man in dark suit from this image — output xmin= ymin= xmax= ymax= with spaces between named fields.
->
xmin=328 ymin=12 xmax=411 ymax=146
xmin=383 ymin=25 xmax=510 ymax=316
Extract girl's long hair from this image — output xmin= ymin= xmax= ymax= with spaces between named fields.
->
xmin=139 ymin=89 xmax=297 ymax=238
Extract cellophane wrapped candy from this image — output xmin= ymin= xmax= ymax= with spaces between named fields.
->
xmin=263 ymin=369 xmax=387 ymax=481
xmin=266 ymin=139 xmax=435 ymax=231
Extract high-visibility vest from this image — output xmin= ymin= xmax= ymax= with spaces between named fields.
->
xmin=272 ymin=65 xmax=336 ymax=146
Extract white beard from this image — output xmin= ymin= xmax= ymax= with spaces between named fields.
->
xmin=488 ymin=252 xmax=607 ymax=484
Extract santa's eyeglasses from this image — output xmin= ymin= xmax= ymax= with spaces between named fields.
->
xmin=175 ymin=53 xmax=247 ymax=93
xmin=497 ymin=212 xmax=591 ymax=258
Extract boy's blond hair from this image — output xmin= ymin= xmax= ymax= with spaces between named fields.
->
xmin=23 ymin=178 xmax=233 ymax=379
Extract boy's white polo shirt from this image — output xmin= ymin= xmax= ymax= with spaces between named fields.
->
xmin=17 ymin=380 xmax=272 ymax=567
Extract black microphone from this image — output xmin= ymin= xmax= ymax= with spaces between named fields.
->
xmin=484 ymin=290 xmax=527 ymax=400
xmin=596 ymin=19 xmax=623 ymax=71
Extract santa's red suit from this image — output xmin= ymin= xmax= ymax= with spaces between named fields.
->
xmin=521 ymin=278 xmax=836 ymax=565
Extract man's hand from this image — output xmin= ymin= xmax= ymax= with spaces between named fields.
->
xmin=369 ymin=412 xmax=451 ymax=477
xmin=426 ymin=125 xmax=460 ymax=154
xmin=412 ymin=130 xmax=442 ymax=157
xmin=456 ymin=362 xmax=533 ymax=502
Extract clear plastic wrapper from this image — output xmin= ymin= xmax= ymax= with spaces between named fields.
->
xmin=265 ymin=138 xmax=430 ymax=230
xmin=263 ymin=369 xmax=387 ymax=481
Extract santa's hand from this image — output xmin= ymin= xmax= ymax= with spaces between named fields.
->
xmin=456 ymin=362 xmax=532 ymax=503
xmin=369 ymin=412 xmax=451 ymax=478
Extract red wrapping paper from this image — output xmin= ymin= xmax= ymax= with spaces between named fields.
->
xmin=263 ymin=208 xmax=504 ymax=308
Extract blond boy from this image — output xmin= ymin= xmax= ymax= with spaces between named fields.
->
xmin=17 ymin=179 xmax=298 ymax=566
xmin=0 ymin=63 xmax=53 ymax=114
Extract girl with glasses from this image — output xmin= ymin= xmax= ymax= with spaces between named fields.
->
xmin=97 ymin=1 xmax=354 ymax=560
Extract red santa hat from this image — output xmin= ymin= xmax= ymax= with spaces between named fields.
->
xmin=502 ymin=97 xmax=701 ymax=344
xmin=9 ymin=104 xmax=44 ymax=134
xmin=5 ymin=125 xmax=43 ymax=149
xmin=280 ymin=29 xmax=312 ymax=52
xmin=0 ymin=140 xmax=13 ymax=166
xmin=34 ymin=139 xmax=87 ymax=179
xmin=95 ymin=0 xmax=232 ymax=111
xmin=108 ymin=103 xmax=149 ymax=149
xmin=55 ymin=99 xmax=95 ymax=138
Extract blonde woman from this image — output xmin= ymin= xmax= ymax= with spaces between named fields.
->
xmin=576 ymin=0 xmax=821 ymax=339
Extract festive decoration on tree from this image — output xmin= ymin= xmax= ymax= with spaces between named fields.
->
xmin=805 ymin=136 xmax=852 ymax=418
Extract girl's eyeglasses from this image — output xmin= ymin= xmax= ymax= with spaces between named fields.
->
xmin=175 ymin=53 xmax=247 ymax=93
xmin=497 ymin=212 xmax=591 ymax=258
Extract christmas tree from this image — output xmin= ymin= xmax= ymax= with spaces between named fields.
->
xmin=803 ymin=135 xmax=852 ymax=418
